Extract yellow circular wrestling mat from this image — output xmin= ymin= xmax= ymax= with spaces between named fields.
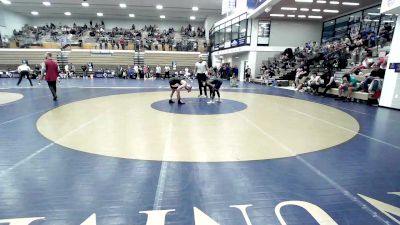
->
xmin=37 ymin=92 xmax=359 ymax=162
xmin=0 ymin=92 xmax=23 ymax=105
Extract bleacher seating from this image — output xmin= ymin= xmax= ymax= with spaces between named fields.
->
xmin=144 ymin=52 xmax=200 ymax=69
xmin=69 ymin=51 xmax=134 ymax=66
xmin=0 ymin=50 xmax=59 ymax=70
xmin=0 ymin=49 xmax=202 ymax=77
xmin=3 ymin=23 xmax=207 ymax=53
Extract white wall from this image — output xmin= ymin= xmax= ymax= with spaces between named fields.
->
xmin=30 ymin=18 xmax=202 ymax=31
xmin=380 ymin=17 xmax=400 ymax=109
xmin=269 ymin=20 xmax=322 ymax=46
xmin=0 ymin=7 xmax=28 ymax=36
xmin=205 ymin=15 xmax=223 ymax=41
xmin=210 ymin=18 xmax=323 ymax=80
xmin=232 ymin=52 xmax=249 ymax=81
xmin=254 ymin=51 xmax=280 ymax=75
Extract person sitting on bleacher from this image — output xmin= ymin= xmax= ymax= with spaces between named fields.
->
xmin=295 ymin=64 xmax=308 ymax=91
xmin=376 ymin=51 xmax=389 ymax=70
xmin=336 ymin=73 xmax=358 ymax=102
xmin=128 ymin=66 xmax=134 ymax=79
xmin=321 ymin=71 xmax=337 ymax=97
xmin=308 ymin=73 xmax=323 ymax=95
xmin=355 ymin=63 xmax=385 ymax=93
xmin=351 ymin=51 xmax=373 ymax=73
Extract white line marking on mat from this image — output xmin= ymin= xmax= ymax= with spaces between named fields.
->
xmin=237 ymin=112 xmax=392 ymax=225
xmin=290 ymin=108 xmax=400 ymax=151
xmin=153 ymin=117 xmax=174 ymax=210
xmin=0 ymin=109 xmax=110 ymax=178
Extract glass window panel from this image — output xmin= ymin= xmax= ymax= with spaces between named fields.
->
xmin=239 ymin=20 xmax=247 ymax=38
xmin=232 ymin=23 xmax=240 ymax=41
xmin=334 ymin=15 xmax=349 ymax=40
xmin=362 ymin=6 xmax=381 ymax=34
xmin=348 ymin=11 xmax=362 ymax=38
xmin=215 ymin=30 xmax=220 ymax=46
xmin=247 ymin=19 xmax=252 ymax=37
xmin=219 ymin=27 xmax=225 ymax=45
xmin=225 ymin=24 xmax=232 ymax=44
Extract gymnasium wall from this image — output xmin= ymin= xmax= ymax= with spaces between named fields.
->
xmin=30 ymin=18 xmax=203 ymax=31
xmin=254 ymin=51 xmax=281 ymax=74
xmin=0 ymin=7 xmax=28 ymax=36
xmin=204 ymin=15 xmax=223 ymax=41
xmin=231 ymin=52 xmax=249 ymax=81
xmin=268 ymin=19 xmax=322 ymax=47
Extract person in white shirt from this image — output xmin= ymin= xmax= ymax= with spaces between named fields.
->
xmin=194 ymin=56 xmax=208 ymax=97
xmin=164 ymin=65 xmax=171 ymax=79
xmin=17 ymin=60 xmax=33 ymax=86
xmin=63 ymin=64 xmax=69 ymax=79
xmin=134 ymin=64 xmax=139 ymax=78
xmin=155 ymin=65 xmax=162 ymax=79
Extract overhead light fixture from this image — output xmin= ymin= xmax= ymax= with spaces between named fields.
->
xmin=300 ymin=8 xmax=309 ymax=11
xmin=298 ymin=15 xmax=306 ymax=18
xmin=281 ymin=7 xmax=297 ymax=10
xmin=129 ymin=13 xmax=135 ymax=17
xmin=43 ymin=1 xmax=51 ymax=6
xmin=317 ymin=0 xmax=327 ymax=3
xmin=368 ymin=13 xmax=380 ymax=15
xmin=64 ymin=12 xmax=71 ymax=16
xmin=323 ymin=9 xmax=339 ymax=13
xmin=309 ymin=15 xmax=323 ymax=18
xmin=342 ymin=2 xmax=359 ymax=5
xmin=82 ymin=2 xmax=89 ymax=7
xmin=97 ymin=12 xmax=103 ymax=16
xmin=312 ymin=9 xmax=321 ymax=12
xmin=329 ymin=1 xmax=339 ymax=4
xmin=385 ymin=14 xmax=392 ymax=16
xmin=31 ymin=11 xmax=39 ymax=15
xmin=192 ymin=6 xmax=198 ymax=11
xmin=295 ymin=0 xmax=313 ymax=2
xmin=119 ymin=3 xmax=126 ymax=8
xmin=160 ymin=15 xmax=166 ymax=19
xmin=2 ymin=0 xmax=11 ymax=4
xmin=287 ymin=15 xmax=296 ymax=17
xmin=190 ymin=16 xmax=196 ymax=20
xmin=270 ymin=14 xmax=285 ymax=17
xmin=156 ymin=4 xmax=163 ymax=9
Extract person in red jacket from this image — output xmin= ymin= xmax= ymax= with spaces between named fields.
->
xmin=42 ymin=52 xmax=59 ymax=101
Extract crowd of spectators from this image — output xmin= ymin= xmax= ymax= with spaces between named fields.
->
xmin=1 ymin=21 xmax=207 ymax=52
xmin=181 ymin=24 xmax=205 ymax=38
xmin=259 ymin=24 xmax=393 ymax=104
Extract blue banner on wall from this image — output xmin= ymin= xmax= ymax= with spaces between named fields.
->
xmin=389 ymin=63 xmax=400 ymax=72
xmin=238 ymin=37 xmax=246 ymax=45
xmin=247 ymin=0 xmax=268 ymax=9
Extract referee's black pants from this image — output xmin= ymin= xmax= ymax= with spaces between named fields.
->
xmin=17 ymin=70 xmax=33 ymax=86
xmin=47 ymin=81 xmax=57 ymax=98
xmin=197 ymin=73 xmax=207 ymax=97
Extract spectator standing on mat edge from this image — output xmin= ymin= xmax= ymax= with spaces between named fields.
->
xmin=42 ymin=52 xmax=59 ymax=101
